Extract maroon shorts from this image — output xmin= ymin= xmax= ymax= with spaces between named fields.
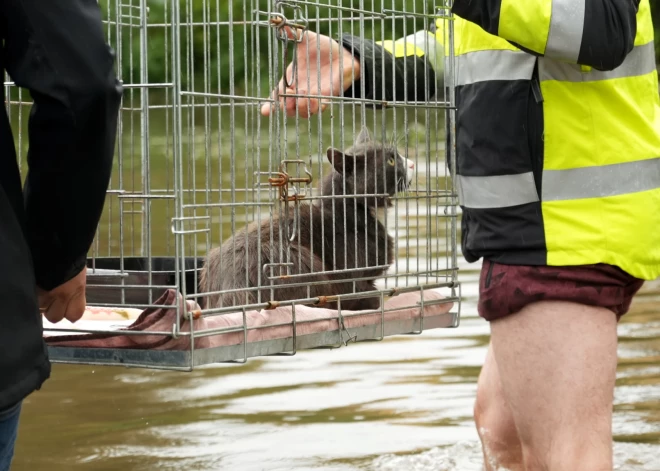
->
xmin=478 ymin=260 xmax=645 ymax=322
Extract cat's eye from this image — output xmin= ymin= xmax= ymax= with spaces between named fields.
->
xmin=387 ymin=156 xmax=396 ymax=166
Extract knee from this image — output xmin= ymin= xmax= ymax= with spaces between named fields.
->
xmin=86 ymin=53 xmax=123 ymax=109
xmin=475 ymin=389 xmax=612 ymax=471
xmin=66 ymin=44 xmax=123 ymax=113
xmin=474 ymin=386 xmax=521 ymax=459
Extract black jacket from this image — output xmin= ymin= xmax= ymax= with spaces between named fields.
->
xmin=0 ymin=0 xmax=122 ymax=411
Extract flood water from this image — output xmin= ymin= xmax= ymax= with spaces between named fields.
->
xmin=7 ymin=102 xmax=660 ymax=470
xmin=11 ymin=261 xmax=660 ymax=471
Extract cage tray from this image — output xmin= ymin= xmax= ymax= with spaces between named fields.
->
xmin=44 ymin=280 xmax=459 ymax=370
xmin=45 ymin=309 xmax=458 ymax=370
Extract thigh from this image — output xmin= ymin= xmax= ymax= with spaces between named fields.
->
xmin=0 ymin=402 xmax=22 ymax=471
xmin=489 ymin=300 xmax=618 ymax=468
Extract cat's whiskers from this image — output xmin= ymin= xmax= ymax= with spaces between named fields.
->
xmin=397 ymin=175 xmax=407 ymax=194
xmin=390 ymin=129 xmax=409 ymax=147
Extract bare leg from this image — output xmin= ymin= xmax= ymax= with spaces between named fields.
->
xmin=489 ymin=300 xmax=618 ymax=471
xmin=474 ymin=345 xmax=524 ymax=471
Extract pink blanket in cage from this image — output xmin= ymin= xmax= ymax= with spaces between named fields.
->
xmin=43 ymin=288 xmax=454 ymax=350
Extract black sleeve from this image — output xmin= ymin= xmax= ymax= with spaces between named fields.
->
xmin=339 ymin=33 xmax=438 ymax=107
xmin=451 ymin=0 xmax=640 ymax=71
xmin=3 ymin=0 xmax=123 ymax=290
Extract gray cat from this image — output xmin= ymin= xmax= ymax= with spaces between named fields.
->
xmin=199 ymin=126 xmax=415 ymax=311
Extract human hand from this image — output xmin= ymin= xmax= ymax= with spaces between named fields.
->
xmin=260 ymin=28 xmax=361 ymax=118
xmin=38 ymin=267 xmax=87 ymax=323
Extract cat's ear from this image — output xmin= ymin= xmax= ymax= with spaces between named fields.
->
xmin=355 ymin=125 xmax=372 ymax=146
xmin=326 ymin=147 xmax=354 ymax=173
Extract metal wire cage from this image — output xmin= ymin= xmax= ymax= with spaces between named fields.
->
xmin=5 ymin=0 xmax=461 ymax=370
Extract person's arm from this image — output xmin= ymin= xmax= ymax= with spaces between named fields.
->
xmin=451 ymin=0 xmax=640 ymax=70
xmin=260 ymin=25 xmax=443 ymax=118
xmin=4 ymin=1 xmax=122 ymax=306
xmin=340 ymin=29 xmax=441 ymax=106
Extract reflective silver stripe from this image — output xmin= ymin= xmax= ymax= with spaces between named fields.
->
xmin=542 ymin=157 xmax=660 ymax=202
xmin=409 ymin=31 xmax=444 ymax=75
xmin=457 ymin=172 xmax=539 ymax=209
xmin=390 ymin=31 xmax=445 ymax=75
xmin=456 ymin=40 xmax=654 ymax=87
xmin=456 ymin=50 xmax=536 ymax=86
xmin=539 ymin=42 xmax=657 ymax=83
xmin=458 ymin=158 xmax=660 ymax=209
xmin=545 ymin=0 xmax=586 ymax=62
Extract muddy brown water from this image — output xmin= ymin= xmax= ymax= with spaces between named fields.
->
xmin=11 ymin=261 xmax=660 ymax=471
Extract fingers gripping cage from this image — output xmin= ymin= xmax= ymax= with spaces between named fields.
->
xmin=5 ymin=0 xmax=461 ymax=370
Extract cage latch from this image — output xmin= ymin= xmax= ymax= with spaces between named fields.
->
xmin=268 ymin=3 xmax=308 ymax=89
xmin=268 ymin=1 xmax=308 ymax=39
xmin=267 ymin=160 xmax=313 ymax=202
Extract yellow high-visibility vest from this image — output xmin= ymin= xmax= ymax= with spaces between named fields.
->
xmin=379 ymin=0 xmax=660 ymax=280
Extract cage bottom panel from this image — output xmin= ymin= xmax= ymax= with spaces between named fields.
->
xmin=46 ymin=309 xmax=459 ymax=370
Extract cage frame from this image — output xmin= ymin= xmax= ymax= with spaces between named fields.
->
xmin=5 ymin=0 xmax=462 ymax=371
